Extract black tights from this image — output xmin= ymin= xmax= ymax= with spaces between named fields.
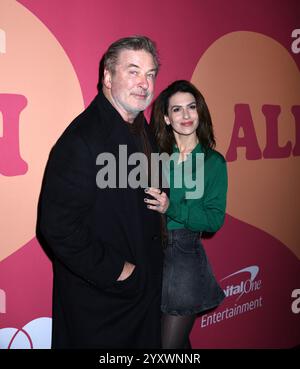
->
xmin=161 ymin=313 xmax=196 ymax=349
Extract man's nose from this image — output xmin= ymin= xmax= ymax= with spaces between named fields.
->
xmin=138 ymin=74 xmax=149 ymax=89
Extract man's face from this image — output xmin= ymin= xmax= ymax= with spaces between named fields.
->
xmin=104 ymin=49 xmax=157 ymax=122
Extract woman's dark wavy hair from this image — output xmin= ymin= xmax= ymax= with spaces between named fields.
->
xmin=150 ymin=80 xmax=216 ymax=155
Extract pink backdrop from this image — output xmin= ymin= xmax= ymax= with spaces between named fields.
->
xmin=0 ymin=0 xmax=300 ymax=348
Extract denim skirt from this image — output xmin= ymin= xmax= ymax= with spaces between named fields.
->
xmin=161 ymin=229 xmax=225 ymax=316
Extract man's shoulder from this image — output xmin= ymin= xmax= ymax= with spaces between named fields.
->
xmin=144 ymin=119 xmax=158 ymax=151
xmin=54 ymin=98 xmax=105 ymax=149
xmin=63 ymin=99 xmax=100 ymax=135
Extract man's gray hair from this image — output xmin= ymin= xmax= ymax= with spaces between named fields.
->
xmin=103 ymin=35 xmax=160 ymax=75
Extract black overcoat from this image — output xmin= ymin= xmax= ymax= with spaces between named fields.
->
xmin=37 ymin=91 xmax=163 ymax=348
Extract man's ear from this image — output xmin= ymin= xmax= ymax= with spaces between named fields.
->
xmin=164 ymin=115 xmax=171 ymax=125
xmin=103 ymin=68 xmax=112 ymax=89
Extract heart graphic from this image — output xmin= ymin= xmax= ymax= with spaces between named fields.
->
xmin=192 ymin=31 xmax=300 ymax=260
xmin=0 ymin=0 xmax=84 ymax=262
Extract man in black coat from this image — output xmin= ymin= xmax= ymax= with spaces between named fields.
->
xmin=37 ymin=36 xmax=166 ymax=348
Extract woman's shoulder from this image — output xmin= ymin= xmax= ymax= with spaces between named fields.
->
xmin=204 ymin=148 xmax=227 ymax=181
xmin=205 ymin=148 xmax=226 ymax=165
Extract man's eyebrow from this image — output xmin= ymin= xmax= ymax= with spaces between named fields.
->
xmin=127 ymin=63 xmax=158 ymax=73
xmin=127 ymin=63 xmax=140 ymax=69
xmin=148 ymin=68 xmax=158 ymax=74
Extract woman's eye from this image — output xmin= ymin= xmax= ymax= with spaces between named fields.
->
xmin=172 ymin=107 xmax=180 ymax=113
xmin=190 ymin=104 xmax=196 ymax=109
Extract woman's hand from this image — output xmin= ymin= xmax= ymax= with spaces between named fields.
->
xmin=144 ymin=187 xmax=169 ymax=214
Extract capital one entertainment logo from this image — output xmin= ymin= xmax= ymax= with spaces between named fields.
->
xmin=221 ymin=266 xmax=261 ymax=302
xmin=200 ymin=265 xmax=263 ymax=328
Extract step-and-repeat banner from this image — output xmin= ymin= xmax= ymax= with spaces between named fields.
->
xmin=0 ymin=0 xmax=299 ymax=348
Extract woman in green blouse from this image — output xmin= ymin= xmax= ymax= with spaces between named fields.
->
xmin=146 ymin=80 xmax=228 ymax=349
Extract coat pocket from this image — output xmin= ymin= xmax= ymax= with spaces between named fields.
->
xmin=105 ymin=265 xmax=142 ymax=298
xmin=115 ymin=265 xmax=139 ymax=286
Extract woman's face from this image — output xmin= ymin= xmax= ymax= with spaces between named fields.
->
xmin=164 ymin=92 xmax=199 ymax=137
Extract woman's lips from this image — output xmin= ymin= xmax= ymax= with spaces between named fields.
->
xmin=181 ymin=121 xmax=193 ymax=127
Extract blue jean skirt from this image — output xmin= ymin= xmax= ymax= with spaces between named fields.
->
xmin=161 ymin=228 xmax=225 ymax=316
